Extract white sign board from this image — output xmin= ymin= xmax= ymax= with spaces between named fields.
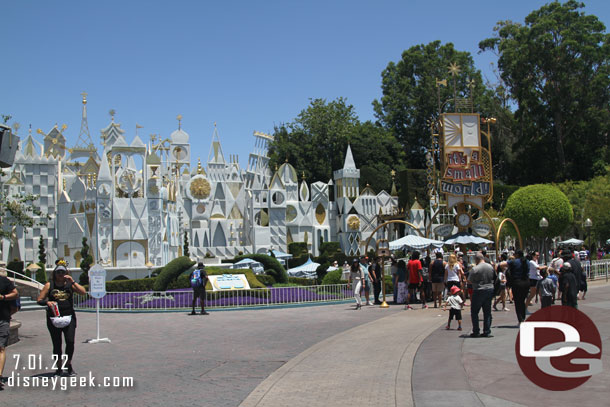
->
xmin=89 ymin=264 xmax=107 ymax=299
xmin=208 ymin=274 xmax=250 ymax=292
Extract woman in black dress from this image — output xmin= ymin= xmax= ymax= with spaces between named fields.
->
xmin=37 ymin=261 xmax=87 ymax=376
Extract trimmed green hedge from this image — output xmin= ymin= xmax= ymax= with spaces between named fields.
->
xmin=287 ymin=276 xmax=317 ymax=286
xmin=234 ymin=254 xmax=288 ymax=283
xmin=321 ymin=269 xmax=343 ymax=285
xmin=288 ymin=242 xmax=308 ymax=256
xmin=319 ymin=241 xmax=341 ymax=256
xmin=256 ymin=274 xmax=276 ymax=286
xmin=152 ymin=256 xmax=196 ymax=291
xmin=106 ymin=278 xmax=155 ymax=292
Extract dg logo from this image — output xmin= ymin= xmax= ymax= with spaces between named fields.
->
xmin=516 ymin=306 xmax=602 ymax=391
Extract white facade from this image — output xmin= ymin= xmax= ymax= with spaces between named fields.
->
xmin=1 ymin=101 xmax=401 ymax=268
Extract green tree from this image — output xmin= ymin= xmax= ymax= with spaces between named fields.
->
xmin=183 ymin=231 xmax=190 ymax=258
xmin=38 ymin=235 xmax=46 ymax=265
xmin=373 ymin=41 xmax=508 ymax=171
xmin=479 ymin=1 xmax=610 ymax=182
xmin=503 ymin=184 xmax=573 ymax=244
xmin=268 ymin=98 xmax=405 ymax=190
xmin=79 ymin=237 xmax=93 ymax=285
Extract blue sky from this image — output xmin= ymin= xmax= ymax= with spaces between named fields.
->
xmin=2 ymin=0 xmax=609 ymax=169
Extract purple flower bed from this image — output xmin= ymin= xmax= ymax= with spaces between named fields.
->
xmin=75 ymin=286 xmax=351 ymax=310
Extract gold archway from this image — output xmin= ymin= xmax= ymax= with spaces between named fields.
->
xmin=495 ymin=218 xmax=523 ymax=258
xmin=364 ymin=220 xmax=423 ymax=255
xmin=428 ymin=201 xmax=498 ymax=240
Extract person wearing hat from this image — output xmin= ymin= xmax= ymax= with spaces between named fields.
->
xmin=348 ymin=258 xmax=365 ymax=309
xmin=189 ymin=262 xmax=209 ymax=315
xmin=37 ymin=261 xmax=86 ymax=376
xmin=443 ymin=285 xmax=464 ymax=330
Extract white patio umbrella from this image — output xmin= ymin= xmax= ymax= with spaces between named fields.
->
xmin=558 ymin=238 xmax=584 ymax=246
xmin=389 ymin=235 xmax=444 ymax=250
xmin=287 ymin=258 xmax=320 ymax=279
xmin=444 ymin=233 xmax=494 ymax=245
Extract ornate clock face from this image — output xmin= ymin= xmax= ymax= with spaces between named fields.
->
xmin=196 ymin=203 xmax=206 ymax=214
xmin=189 ymin=177 xmax=211 ymax=200
xmin=457 ymin=213 xmax=472 ymax=228
xmin=116 ymin=167 xmax=142 ymax=194
xmin=347 ymin=215 xmax=360 ymax=231
xmin=172 ymin=146 xmax=187 ymax=161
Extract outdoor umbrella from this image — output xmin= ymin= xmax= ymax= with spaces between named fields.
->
xmin=389 ymin=235 xmax=444 ymax=250
xmin=558 ymin=238 xmax=584 ymax=246
xmin=444 ymin=232 xmax=494 ymax=246
xmin=287 ymin=258 xmax=319 ymax=279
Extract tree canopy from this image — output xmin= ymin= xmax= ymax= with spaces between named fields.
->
xmin=268 ymin=98 xmax=405 ymax=191
xmin=479 ymin=0 xmax=610 ymax=182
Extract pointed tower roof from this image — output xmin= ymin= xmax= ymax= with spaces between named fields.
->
xmin=207 ymin=124 xmax=226 ymax=165
xmin=97 ymin=150 xmax=112 ymax=182
xmin=343 ymin=144 xmax=356 ymax=169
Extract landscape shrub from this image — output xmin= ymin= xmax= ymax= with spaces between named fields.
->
xmin=321 ymin=269 xmax=343 ymax=285
xmin=287 ymin=276 xmax=316 ymax=286
xmin=152 ymin=256 xmax=196 ymax=291
xmin=256 ymin=274 xmax=276 ymax=286
xmin=233 ymin=254 xmax=288 ymax=283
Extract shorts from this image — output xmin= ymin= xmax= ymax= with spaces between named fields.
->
xmin=529 ymin=279 xmax=539 ymax=288
xmin=408 ymin=283 xmax=420 ymax=290
xmin=363 ymin=280 xmax=370 ymax=291
xmin=0 ymin=320 xmax=9 ymax=348
xmin=432 ymin=283 xmax=445 ymax=293
xmin=449 ymin=309 xmax=462 ymax=321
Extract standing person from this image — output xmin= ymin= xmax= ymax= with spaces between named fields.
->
xmin=444 ymin=254 xmax=463 ymax=294
xmin=422 ymin=254 xmax=432 ymax=301
xmin=0 ymin=273 xmax=18 ymax=389
xmin=37 ymin=261 xmax=87 ymax=376
xmin=493 ymin=260 xmax=508 ymax=311
xmin=369 ymin=257 xmax=382 ymax=305
xmin=430 ymin=252 xmax=446 ymax=308
xmin=361 ymin=257 xmax=372 ymax=306
xmin=468 ymin=253 xmax=496 ymax=338
xmin=390 ymin=258 xmax=398 ymax=304
xmin=396 ymin=260 xmax=409 ymax=306
xmin=562 ymin=250 xmax=584 ymax=299
xmin=408 ymin=251 xmax=427 ymax=309
xmin=443 ymin=286 xmax=464 ymax=331
xmin=536 ymin=269 xmax=556 ymax=308
xmin=189 ymin=262 xmax=209 ymax=315
xmin=501 ymin=251 xmax=530 ymax=324
xmin=348 ymin=259 xmax=364 ymax=310
xmin=526 ymin=252 xmax=546 ymax=307
xmin=559 ymin=263 xmax=579 ymax=309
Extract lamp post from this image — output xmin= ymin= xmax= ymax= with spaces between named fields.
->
xmin=539 ymin=217 xmax=548 ymax=265
xmin=584 ymin=218 xmax=592 ymax=258
xmin=376 ymin=238 xmax=390 ymax=308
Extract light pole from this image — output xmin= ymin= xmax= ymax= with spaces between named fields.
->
xmin=376 ymin=238 xmax=390 ymax=309
xmin=539 ymin=217 xmax=548 ymax=265
xmin=584 ymin=218 xmax=592 ymax=256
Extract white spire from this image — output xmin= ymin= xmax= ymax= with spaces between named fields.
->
xmin=343 ymin=144 xmax=356 ymax=169
xmin=97 ymin=150 xmax=112 ymax=182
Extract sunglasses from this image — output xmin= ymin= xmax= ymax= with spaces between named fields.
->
xmin=56 ymin=270 xmax=67 ymax=275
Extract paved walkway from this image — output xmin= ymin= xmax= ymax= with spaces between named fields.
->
xmin=5 ymin=282 xmax=609 ymax=406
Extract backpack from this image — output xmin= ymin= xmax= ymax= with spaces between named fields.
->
xmin=190 ymin=269 xmax=203 ymax=288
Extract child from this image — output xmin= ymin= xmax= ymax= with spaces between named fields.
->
xmin=536 ymin=269 xmax=556 ymax=308
xmin=443 ymin=285 xmax=464 ymax=330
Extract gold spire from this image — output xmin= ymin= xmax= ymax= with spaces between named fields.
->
xmin=197 ymin=158 xmax=205 ymax=175
xmin=177 ymin=114 xmax=182 ymax=130
xmin=302 ymin=171 xmax=306 ymax=181
xmin=109 ymin=109 xmax=116 ymax=122
xmin=81 ymin=91 xmax=87 ymax=105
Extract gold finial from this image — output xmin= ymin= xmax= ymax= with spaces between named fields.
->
xmin=275 ymin=164 xmax=278 ymax=171
xmin=197 ymin=158 xmax=204 ymax=174
xmin=302 ymin=171 xmax=306 ymax=180
xmin=61 ymin=124 xmax=67 ymax=132
xmin=81 ymin=91 xmax=87 ymax=105
xmin=12 ymin=122 xmax=20 ymax=134
xmin=390 ymin=169 xmax=396 ymax=178
xmin=37 ymin=128 xmax=44 ymax=135
xmin=448 ymin=62 xmax=461 ymax=76
xmin=435 ymin=78 xmax=447 ymax=87
xmin=285 ymin=158 xmax=288 ymax=163
xmin=28 ymin=124 xmax=32 ymax=136
xmin=177 ymin=114 xmax=182 ymax=130
xmin=214 ymin=121 xmax=217 ymax=128
xmin=109 ymin=109 xmax=116 ymax=121
xmin=467 ymin=78 xmax=476 ymax=91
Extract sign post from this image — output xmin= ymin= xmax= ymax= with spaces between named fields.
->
xmin=86 ymin=265 xmax=111 ymax=344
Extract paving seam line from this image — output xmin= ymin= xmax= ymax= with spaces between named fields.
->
xmin=239 ymin=311 xmax=404 ymax=407
xmin=401 ymin=317 xmax=445 ymax=407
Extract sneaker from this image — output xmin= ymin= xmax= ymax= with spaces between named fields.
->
xmin=493 ymin=305 xmax=498 ymax=311
xmin=481 ymin=333 xmax=494 ymax=338
xmin=445 ymin=325 xmax=451 ymax=330
xmin=55 ymin=368 xmax=64 ymax=376
xmin=189 ymin=311 xmax=197 ymax=315
xmin=469 ymin=332 xmax=480 ymax=338
xmin=422 ymin=304 xmax=428 ymax=309
xmin=366 ymin=302 xmax=372 ymax=306
xmin=457 ymin=327 xmax=462 ymax=331
xmin=504 ymin=307 xmax=510 ymax=311
xmin=201 ymin=311 xmax=210 ymax=315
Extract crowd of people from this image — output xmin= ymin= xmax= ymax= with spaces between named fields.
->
xmin=346 ymin=247 xmax=591 ymax=338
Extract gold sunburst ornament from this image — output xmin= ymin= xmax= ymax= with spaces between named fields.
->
xmin=190 ymin=177 xmax=211 ymax=199
xmin=347 ymin=216 xmax=360 ymax=231
xmin=448 ymin=62 xmax=461 ymax=77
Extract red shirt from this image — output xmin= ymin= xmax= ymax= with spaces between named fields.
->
xmin=408 ymin=260 xmax=422 ymax=284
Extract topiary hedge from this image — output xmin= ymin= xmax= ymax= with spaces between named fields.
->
xmin=256 ymin=274 xmax=276 ymax=286
xmin=152 ymin=256 xmax=196 ymax=291
xmin=321 ymin=269 xmax=343 ymax=285
xmin=287 ymin=276 xmax=317 ymax=286
xmin=233 ymin=254 xmax=288 ymax=283
xmin=504 ymin=184 xmax=573 ymax=239
xmin=106 ymin=278 xmax=155 ymax=292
